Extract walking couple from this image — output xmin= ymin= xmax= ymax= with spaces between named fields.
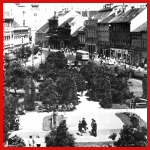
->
xmin=28 ymin=135 xmax=41 ymax=147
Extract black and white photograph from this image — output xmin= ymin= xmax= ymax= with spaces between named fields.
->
xmin=3 ymin=2 xmax=147 ymax=147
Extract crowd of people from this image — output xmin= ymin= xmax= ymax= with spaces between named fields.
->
xmin=78 ymin=118 xmax=97 ymax=137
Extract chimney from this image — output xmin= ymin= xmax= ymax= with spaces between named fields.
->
xmin=114 ymin=7 xmax=118 ymax=16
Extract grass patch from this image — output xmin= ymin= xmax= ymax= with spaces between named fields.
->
xmin=112 ymin=104 xmax=129 ymax=109
xmin=43 ymin=115 xmax=64 ymax=131
xmin=116 ymin=112 xmax=147 ymax=127
xmin=75 ymin=141 xmax=113 ymax=147
xmin=116 ymin=113 xmax=131 ymax=125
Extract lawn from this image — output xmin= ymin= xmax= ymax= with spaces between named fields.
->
xmin=75 ymin=141 xmax=113 ymax=147
xmin=116 ymin=112 xmax=147 ymax=127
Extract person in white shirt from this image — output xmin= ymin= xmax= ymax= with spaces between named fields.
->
xmin=35 ymin=135 xmax=41 ymax=147
xmin=28 ymin=135 xmax=34 ymax=147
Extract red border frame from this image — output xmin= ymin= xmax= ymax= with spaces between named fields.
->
xmin=1 ymin=0 xmax=149 ymax=150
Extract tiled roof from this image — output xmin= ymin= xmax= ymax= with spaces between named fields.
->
xmin=76 ymin=11 xmax=99 ymax=18
xmin=58 ymin=10 xmax=70 ymax=17
xmin=99 ymin=13 xmax=115 ymax=23
xmin=36 ymin=21 xmax=49 ymax=33
xmin=59 ymin=17 xmax=74 ymax=28
xmin=12 ymin=20 xmax=20 ymax=28
xmin=132 ymin=22 xmax=147 ymax=32
xmin=110 ymin=8 xmax=145 ymax=23
xmin=71 ymin=26 xmax=82 ymax=36
xmin=92 ymin=10 xmax=112 ymax=21
xmin=78 ymin=26 xmax=85 ymax=31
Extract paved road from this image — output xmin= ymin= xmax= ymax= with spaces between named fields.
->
xmin=10 ymin=91 xmax=147 ymax=146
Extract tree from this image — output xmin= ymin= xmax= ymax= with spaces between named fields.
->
xmin=4 ymin=89 xmax=17 ymax=143
xmin=142 ymin=74 xmax=147 ymax=99
xmin=45 ymin=120 xmax=75 ymax=147
xmin=16 ymin=45 xmax=32 ymax=61
xmin=100 ymin=76 xmax=112 ymax=108
xmin=112 ymin=115 xmax=147 ymax=147
xmin=24 ymin=77 xmax=36 ymax=111
xmin=39 ymin=51 xmax=68 ymax=80
xmin=32 ymin=46 xmax=40 ymax=55
xmin=7 ymin=135 xmax=26 ymax=147
xmin=39 ymin=78 xmax=58 ymax=105
xmin=4 ymin=61 xmax=27 ymax=95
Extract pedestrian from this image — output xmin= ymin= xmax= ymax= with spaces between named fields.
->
xmin=78 ymin=121 xmax=83 ymax=136
xmin=28 ymin=135 xmax=34 ymax=147
xmin=93 ymin=120 xmax=97 ymax=137
xmin=35 ymin=135 xmax=41 ymax=147
xmin=82 ymin=118 xmax=88 ymax=133
xmin=91 ymin=119 xmax=95 ymax=135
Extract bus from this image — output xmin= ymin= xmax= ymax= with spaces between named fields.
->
xmin=76 ymin=50 xmax=89 ymax=61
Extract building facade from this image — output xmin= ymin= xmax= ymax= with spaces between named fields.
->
xmin=84 ymin=19 xmax=98 ymax=56
xmin=97 ymin=13 xmax=115 ymax=57
xmin=4 ymin=11 xmax=30 ymax=54
xmin=130 ymin=22 xmax=147 ymax=66
xmin=109 ymin=7 xmax=147 ymax=63
xmin=78 ymin=26 xmax=86 ymax=50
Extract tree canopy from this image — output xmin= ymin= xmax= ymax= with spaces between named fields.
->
xmin=45 ymin=120 xmax=75 ymax=147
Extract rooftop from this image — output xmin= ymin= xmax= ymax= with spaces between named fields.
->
xmin=99 ymin=13 xmax=115 ymax=23
xmin=110 ymin=8 xmax=145 ymax=23
xmin=59 ymin=17 xmax=74 ymax=28
xmin=36 ymin=22 xmax=49 ymax=33
xmin=132 ymin=21 xmax=147 ymax=32
xmin=71 ymin=26 xmax=82 ymax=36
xmin=78 ymin=26 xmax=85 ymax=32
xmin=12 ymin=20 xmax=20 ymax=28
xmin=92 ymin=10 xmax=112 ymax=21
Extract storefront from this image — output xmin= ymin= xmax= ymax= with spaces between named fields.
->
xmin=110 ymin=48 xmax=128 ymax=62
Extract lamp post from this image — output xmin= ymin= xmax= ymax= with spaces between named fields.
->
xmin=41 ymin=46 xmax=43 ymax=64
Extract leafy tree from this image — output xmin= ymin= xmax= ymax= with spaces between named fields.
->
xmin=16 ymin=45 xmax=31 ymax=61
xmin=45 ymin=120 xmax=75 ymax=147
xmin=7 ymin=135 xmax=26 ymax=147
xmin=32 ymin=46 xmax=40 ymax=55
xmin=73 ymin=70 xmax=86 ymax=93
xmin=100 ymin=76 xmax=112 ymax=108
xmin=68 ymin=76 xmax=78 ymax=105
xmin=24 ymin=77 xmax=36 ymax=111
xmin=4 ymin=89 xmax=17 ymax=143
xmin=39 ymin=51 xmax=67 ymax=80
xmin=4 ymin=61 xmax=27 ymax=95
xmin=56 ymin=70 xmax=78 ymax=105
xmin=142 ymin=74 xmax=147 ymax=99
xmin=112 ymin=115 xmax=147 ymax=147
xmin=39 ymin=78 xmax=58 ymax=105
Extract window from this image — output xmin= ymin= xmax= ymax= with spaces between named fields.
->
xmin=34 ymin=13 xmax=37 ymax=16
xmin=23 ymin=20 xmax=25 ymax=26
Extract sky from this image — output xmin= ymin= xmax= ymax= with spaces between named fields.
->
xmin=4 ymin=3 xmax=147 ymax=12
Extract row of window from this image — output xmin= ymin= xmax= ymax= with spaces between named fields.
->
xmin=78 ymin=35 xmax=85 ymax=43
xmin=98 ymin=26 xmax=109 ymax=32
xmin=4 ymin=35 xmax=28 ymax=41
xmin=86 ymin=29 xmax=97 ymax=38
xmin=99 ymin=40 xmax=109 ymax=44
xmin=4 ymin=23 xmax=12 ymax=27
xmin=111 ymin=39 xmax=130 ymax=46
xmin=111 ymin=25 xmax=129 ymax=32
